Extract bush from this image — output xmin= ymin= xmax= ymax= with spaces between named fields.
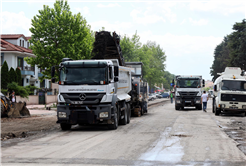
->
xmin=9 ymin=67 xmax=16 ymax=83
xmin=7 ymin=82 xmax=29 ymax=99
xmin=1 ymin=61 xmax=9 ymax=89
xmin=1 ymin=89 xmax=8 ymax=96
xmin=16 ymin=68 xmax=22 ymax=86
xmin=25 ymin=85 xmax=39 ymax=95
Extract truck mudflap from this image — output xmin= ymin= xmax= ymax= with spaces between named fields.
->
xmin=57 ymin=104 xmax=113 ymax=125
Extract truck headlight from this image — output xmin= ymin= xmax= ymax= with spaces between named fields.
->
xmin=242 ymin=105 xmax=246 ymax=109
xmin=196 ymin=100 xmax=201 ymax=103
xmin=176 ymin=100 xmax=181 ymax=103
xmin=99 ymin=112 xmax=108 ymax=118
xmin=58 ymin=112 xmax=67 ymax=118
xmin=220 ymin=104 xmax=225 ymax=108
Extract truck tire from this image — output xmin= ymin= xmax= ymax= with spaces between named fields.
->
xmin=127 ymin=103 xmax=131 ymax=124
xmin=108 ymin=106 xmax=119 ymax=130
xmin=120 ymin=106 xmax=127 ymax=125
xmin=140 ymin=103 xmax=144 ymax=115
xmin=215 ymin=107 xmax=221 ymax=116
xmin=60 ymin=123 xmax=71 ymax=130
xmin=212 ymin=99 xmax=215 ymax=113
xmin=196 ymin=105 xmax=202 ymax=110
xmin=0 ymin=101 xmax=4 ymax=116
xmin=175 ymin=105 xmax=180 ymax=110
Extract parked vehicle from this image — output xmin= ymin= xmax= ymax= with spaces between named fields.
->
xmin=213 ymin=67 xmax=246 ymax=116
xmin=148 ymin=93 xmax=155 ymax=101
xmin=174 ymin=75 xmax=205 ymax=110
xmin=156 ymin=93 xmax=163 ymax=98
xmin=161 ymin=93 xmax=169 ymax=98
xmin=52 ymin=31 xmax=149 ymax=130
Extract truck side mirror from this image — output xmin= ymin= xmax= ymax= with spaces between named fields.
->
xmin=114 ymin=66 xmax=119 ymax=77
xmin=202 ymin=79 xmax=205 ymax=87
xmin=172 ymin=79 xmax=175 ymax=87
xmin=51 ymin=66 xmax=55 ymax=77
xmin=214 ymin=85 xmax=217 ymax=92
xmin=51 ymin=78 xmax=56 ymax=83
xmin=114 ymin=77 xmax=119 ymax=82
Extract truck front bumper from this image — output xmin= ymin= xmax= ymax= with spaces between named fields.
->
xmin=57 ymin=104 xmax=113 ymax=125
xmin=175 ymin=97 xmax=201 ymax=107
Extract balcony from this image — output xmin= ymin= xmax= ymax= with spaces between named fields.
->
xmin=19 ymin=66 xmax=35 ymax=76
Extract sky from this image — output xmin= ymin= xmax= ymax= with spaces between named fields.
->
xmin=1 ymin=0 xmax=246 ymax=81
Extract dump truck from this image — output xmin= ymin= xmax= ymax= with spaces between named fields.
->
xmin=125 ymin=62 xmax=148 ymax=116
xmin=174 ymin=75 xmax=205 ymax=110
xmin=213 ymin=67 xmax=246 ymax=116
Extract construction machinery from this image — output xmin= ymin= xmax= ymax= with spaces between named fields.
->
xmin=1 ymin=92 xmax=10 ymax=117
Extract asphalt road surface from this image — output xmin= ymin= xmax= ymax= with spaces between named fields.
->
xmin=2 ymin=99 xmax=246 ymax=166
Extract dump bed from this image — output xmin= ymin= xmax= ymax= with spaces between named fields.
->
xmin=117 ymin=66 xmax=131 ymax=101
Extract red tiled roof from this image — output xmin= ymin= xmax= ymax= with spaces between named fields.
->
xmin=26 ymin=37 xmax=31 ymax=40
xmin=1 ymin=39 xmax=33 ymax=54
xmin=1 ymin=34 xmax=27 ymax=41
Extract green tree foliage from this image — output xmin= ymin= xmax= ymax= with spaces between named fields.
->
xmin=210 ymin=19 xmax=246 ymax=81
xmin=25 ymin=0 xmax=94 ymax=81
xmin=120 ymin=32 xmax=171 ymax=90
xmin=1 ymin=61 xmax=9 ymax=89
xmin=228 ymin=19 xmax=246 ymax=68
xmin=7 ymin=82 xmax=29 ymax=98
xmin=25 ymin=85 xmax=39 ymax=95
xmin=210 ymin=36 xmax=231 ymax=81
xmin=16 ymin=67 xmax=22 ymax=86
xmin=9 ymin=67 xmax=16 ymax=83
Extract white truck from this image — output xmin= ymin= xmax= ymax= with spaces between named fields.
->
xmin=51 ymin=58 xmax=132 ymax=130
xmin=174 ymin=75 xmax=205 ymax=110
xmin=213 ymin=67 xmax=246 ymax=116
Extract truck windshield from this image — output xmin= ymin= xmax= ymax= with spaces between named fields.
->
xmin=60 ymin=67 xmax=108 ymax=85
xmin=221 ymin=80 xmax=246 ymax=91
xmin=177 ymin=78 xmax=200 ymax=88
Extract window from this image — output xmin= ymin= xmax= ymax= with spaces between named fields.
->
xmin=17 ymin=57 xmax=23 ymax=70
xmin=22 ymin=40 xmax=24 ymax=47
xmin=19 ymin=40 xmax=21 ymax=46
xmin=26 ymin=78 xmax=29 ymax=83
xmin=1 ymin=53 xmax=4 ymax=65
xmin=40 ymin=80 xmax=45 ymax=88
xmin=27 ymin=42 xmax=29 ymax=48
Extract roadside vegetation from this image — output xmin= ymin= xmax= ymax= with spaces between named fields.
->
xmin=25 ymin=0 xmax=174 ymax=91
xmin=210 ymin=19 xmax=246 ymax=81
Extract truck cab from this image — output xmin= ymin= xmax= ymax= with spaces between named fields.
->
xmin=175 ymin=75 xmax=204 ymax=110
xmin=213 ymin=67 xmax=246 ymax=116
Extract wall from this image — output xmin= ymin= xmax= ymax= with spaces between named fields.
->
xmin=16 ymin=95 xmax=39 ymax=105
xmin=45 ymin=94 xmax=57 ymax=104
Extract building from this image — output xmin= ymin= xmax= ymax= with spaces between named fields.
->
xmin=205 ymin=80 xmax=213 ymax=89
xmin=1 ymin=34 xmax=50 ymax=93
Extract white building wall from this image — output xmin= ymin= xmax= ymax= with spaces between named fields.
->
xmin=4 ymin=53 xmax=17 ymax=69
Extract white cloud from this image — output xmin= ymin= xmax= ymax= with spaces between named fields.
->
xmin=75 ymin=6 xmax=90 ymax=16
xmin=97 ymin=3 xmax=120 ymax=8
xmin=1 ymin=11 xmax=31 ymax=36
xmin=180 ymin=19 xmax=187 ymax=25
xmin=189 ymin=1 xmax=245 ymax=15
xmin=130 ymin=9 xmax=166 ymax=25
xmin=189 ymin=18 xmax=208 ymax=26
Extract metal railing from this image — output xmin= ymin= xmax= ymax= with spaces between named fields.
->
xmin=18 ymin=66 xmax=35 ymax=71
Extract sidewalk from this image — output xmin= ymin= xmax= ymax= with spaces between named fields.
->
xmin=26 ymin=103 xmax=57 ymax=116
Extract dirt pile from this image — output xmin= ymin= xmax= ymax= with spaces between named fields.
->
xmin=7 ymin=103 xmax=30 ymax=118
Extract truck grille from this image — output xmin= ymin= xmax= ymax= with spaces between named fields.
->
xmin=178 ymin=92 xmax=198 ymax=97
xmin=221 ymin=94 xmax=246 ymax=102
xmin=61 ymin=93 xmax=106 ymax=105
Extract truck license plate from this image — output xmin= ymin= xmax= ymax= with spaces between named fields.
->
xmin=185 ymin=101 xmax=191 ymax=103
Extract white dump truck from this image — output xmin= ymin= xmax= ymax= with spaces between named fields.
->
xmin=51 ymin=58 xmax=132 ymax=130
xmin=174 ymin=75 xmax=205 ymax=110
xmin=213 ymin=67 xmax=246 ymax=116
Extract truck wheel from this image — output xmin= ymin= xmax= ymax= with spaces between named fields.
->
xmin=212 ymin=99 xmax=215 ymax=113
xmin=60 ymin=123 xmax=71 ymax=130
xmin=120 ymin=107 xmax=127 ymax=125
xmin=140 ymin=103 xmax=144 ymax=115
xmin=175 ymin=105 xmax=180 ymax=110
xmin=108 ymin=106 xmax=119 ymax=130
xmin=127 ymin=103 xmax=131 ymax=124
xmin=215 ymin=107 xmax=221 ymax=116
xmin=0 ymin=101 xmax=4 ymax=116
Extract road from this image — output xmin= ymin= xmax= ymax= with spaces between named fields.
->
xmin=2 ymin=99 xmax=246 ymax=166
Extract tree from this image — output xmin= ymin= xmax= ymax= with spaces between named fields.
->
xmin=7 ymin=82 xmax=29 ymax=98
xmin=16 ymin=68 xmax=22 ymax=86
xmin=1 ymin=61 xmax=9 ymax=89
xmin=9 ymin=67 xmax=16 ymax=83
xmin=228 ymin=19 xmax=246 ymax=68
xmin=25 ymin=0 xmax=94 ymax=81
